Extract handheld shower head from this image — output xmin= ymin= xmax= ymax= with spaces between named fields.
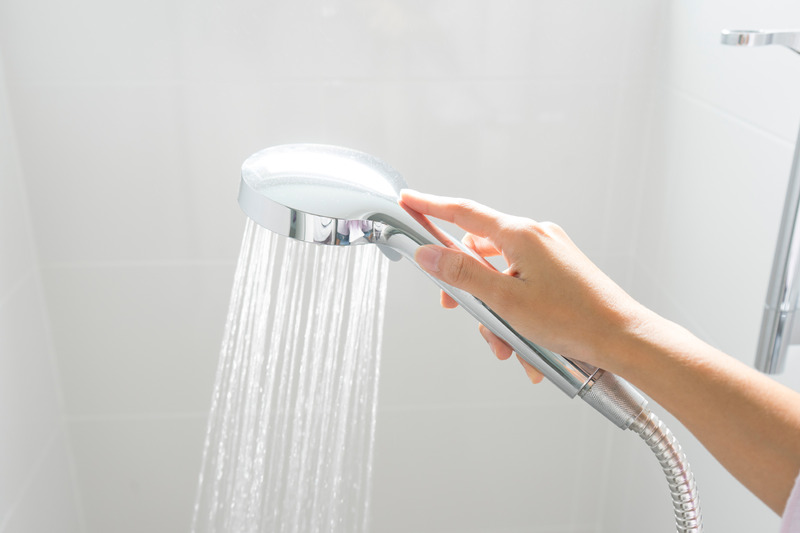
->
xmin=238 ymin=144 xmax=647 ymax=429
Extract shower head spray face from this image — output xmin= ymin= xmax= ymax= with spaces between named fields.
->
xmin=238 ymin=144 xmax=648 ymax=429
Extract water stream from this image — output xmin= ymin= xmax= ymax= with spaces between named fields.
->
xmin=192 ymin=219 xmax=389 ymax=533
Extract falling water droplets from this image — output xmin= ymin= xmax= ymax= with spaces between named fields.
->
xmin=192 ymin=219 xmax=389 ymax=533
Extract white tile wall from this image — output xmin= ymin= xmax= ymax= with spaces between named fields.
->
xmin=68 ymin=417 xmax=205 ymax=533
xmin=10 ymin=83 xmax=195 ymax=264
xmin=0 ymin=48 xmax=82 ymax=533
xmin=42 ymin=264 xmax=232 ymax=416
xmin=2 ymin=429 xmax=82 ymax=533
xmin=371 ymin=403 xmax=606 ymax=533
xmin=0 ymin=279 xmax=62 ymax=509
xmin=0 ymin=75 xmax=34 ymax=301
xmin=0 ymin=0 xmax=181 ymax=84
xmin=174 ymin=0 xmax=651 ymax=83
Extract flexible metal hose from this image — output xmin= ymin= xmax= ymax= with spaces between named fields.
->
xmin=630 ymin=409 xmax=703 ymax=533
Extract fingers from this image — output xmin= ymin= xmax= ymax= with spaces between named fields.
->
xmin=478 ymin=325 xmax=513 ymax=360
xmin=516 ymin=355 xmax=544 ymax=384
xmin=440 ymin=290 xmax=458 ymax=309
xmin=404 ymin=190 xmax=544 ymax=387
xmin=463 ymin=233 xmax=501 ymax=258
xmin=414 ymin=245 xmax=518 ymax=310
xmin=440 ymin=234 xmax=501 ymax=310
xmin=400 ymin=189 xmax=511 ymax=243
xmin=479 ymin=326 xmax=544 ymax=385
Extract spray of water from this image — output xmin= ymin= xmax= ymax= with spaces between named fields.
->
xmin=192 ymin=219 xmax=389 ymax=533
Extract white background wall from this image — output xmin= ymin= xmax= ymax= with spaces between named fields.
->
xmin=1 ymin=1 xmax=799 ymax=532
xmin=0 ymin=48 xmax=82 ymax=532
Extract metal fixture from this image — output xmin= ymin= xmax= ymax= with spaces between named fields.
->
xmin=721 ymin=29 xmax=800 ymax=373
xmin=721 ymin=29 xmax=800 ymax=54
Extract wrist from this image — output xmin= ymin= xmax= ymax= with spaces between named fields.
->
xmin=597 ymin=301 xmax=674 ymax=380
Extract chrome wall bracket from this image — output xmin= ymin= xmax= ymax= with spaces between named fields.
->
xmin=721 ymin=29 xmax=800 ymax=373
xmin=721 ymin=29 xmax=800 ymax=54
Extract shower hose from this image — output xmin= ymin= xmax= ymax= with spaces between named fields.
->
xmin=630 ymin=409 xmax=702 ymax=533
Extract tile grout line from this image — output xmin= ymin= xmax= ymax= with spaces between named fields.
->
xmin=667 ymin=84 xmax=797 ymax=148
xmin=8 ymin=76 xmax=651 ymax=89
xmin=66 ymin=411 xmax=209 ymax=423
xmin=43 ymin=259 xmax=237 ymax=270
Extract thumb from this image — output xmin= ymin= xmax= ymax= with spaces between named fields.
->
xmin=414 ymin=245 xmax=512 ymax=306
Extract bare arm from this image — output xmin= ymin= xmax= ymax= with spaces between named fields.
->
xmin=400 ymin=189 xmax=800 ymax=515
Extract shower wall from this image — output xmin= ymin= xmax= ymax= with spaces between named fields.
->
xmin=0 ymin=49 xmax=82 ymax=532
xmin=2 ymin=1 xmax=797 ymax=532
xmin=626 ymin=1 xmax=800 ymax=532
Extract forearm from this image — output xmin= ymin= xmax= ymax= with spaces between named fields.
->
xmin=609 ymin=307 xmax=800 ymax=515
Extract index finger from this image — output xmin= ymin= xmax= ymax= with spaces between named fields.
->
xmin=399 ymin=189 xmax=509 ymax=241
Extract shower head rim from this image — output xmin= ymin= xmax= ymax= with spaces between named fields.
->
xmin=238 ymin=143 xmax=409 ymax=246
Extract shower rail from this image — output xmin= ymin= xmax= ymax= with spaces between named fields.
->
xmin=721 ymin=28 xmax=800 ymax=373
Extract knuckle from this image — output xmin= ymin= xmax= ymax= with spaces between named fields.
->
xmin=495 ymin=215 xmax=522 ymax=236
xmin=453 ymin=197 xmax=476 ymax=212
xmin=522 ymin=220 xmax=564 ymax=241
xmin=540 ymin=221 xmax=564 ymax=235
xmin=453 ymin=198 xmax=482 ymax=219
xmin=498 ymin=216 xmax=536 ymax=246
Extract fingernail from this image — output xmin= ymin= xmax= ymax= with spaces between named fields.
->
xmin=399 ymin=188 xmax=421 ymax=202
xmin=415 ymin=245 xmax=442 ymax=272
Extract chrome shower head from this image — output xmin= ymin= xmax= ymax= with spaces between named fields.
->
xmin=240 ymin=144 xmax=410 ymax=250
xmin=239 ymin=144 xmax=464 ymax=262
xmin=238 ymin=144 xmax=648 ymax=430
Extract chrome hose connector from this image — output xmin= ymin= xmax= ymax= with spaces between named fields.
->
xmin=579 ymin=369 xmax=648 ymax=429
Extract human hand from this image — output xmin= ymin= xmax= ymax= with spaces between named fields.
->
xmin=399 ymin=190 xmax=644 ymax=383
